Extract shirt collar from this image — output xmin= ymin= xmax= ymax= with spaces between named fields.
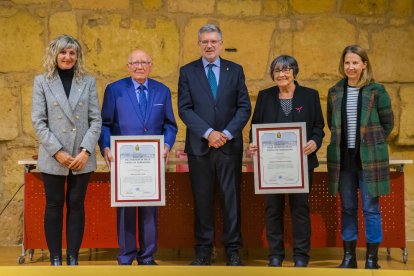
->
xmin=202 ymin=57 xmax=220 ymax=68
xmin=131 ymin=78 xmax=149 ymax=91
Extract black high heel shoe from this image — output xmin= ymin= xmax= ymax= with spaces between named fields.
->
xmin=66 ymin=255 xmax=79 ymax=265
xmin=50 ymin=255 xmax=62 ymax=266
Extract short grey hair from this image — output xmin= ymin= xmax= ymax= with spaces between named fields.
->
xmin=270 ymin=55 xmax=299 ymax=81
xmin=198 ymin=24 xmax=222 ymax=41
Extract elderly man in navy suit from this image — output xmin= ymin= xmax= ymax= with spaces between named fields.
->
xmin=178 ymin=24 xmax=251 ymax=266
xmin=99 ymin=49 xmax=177 ymax=265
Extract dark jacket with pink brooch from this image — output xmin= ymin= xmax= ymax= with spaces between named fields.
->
xmin=250 ymin=82 xmax=325 ymax=170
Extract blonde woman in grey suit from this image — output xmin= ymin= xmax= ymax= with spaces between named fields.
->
xmin=31 ymin=35 xmax=101 ymax=266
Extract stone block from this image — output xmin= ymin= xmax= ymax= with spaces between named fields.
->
xmin=391 ymin=0 xmax=413 ymax=17
xmin=358 ymin=29 xmax=369 ymax=50
xmin=340 ymin=0 xmax=387 ymax=15
xmin=371 ymin=26 xmax=414 ymax=82
xmin=292 ymin=0 xmax=335 ymax=14
xmin=182 ymin=18 xmax=275 ymax=80
xmin=396 ymin=87 xmax=414 ymax=145
xmin=49 ymin=12 xmax=78 ymax=39
xmin=1 ymin=147 xmax=36 ymax=201
xmin=390 ymin=18 xmax=409 ymax=27
xmin=217 ymin=0 xmax=261 ymax=16
xmin=263 ymin=0 xmax=288 ymax=16
xmin=68 ymin=0 xmax=129 ymax=11
xmin=384 ymin=86 xmax=399 ymax=141
xmin=273 ymin=31 xmax=293 ymax=57
xmin=0 ymin=87 xmax=19 ymax=141
xmin=167 ymin=0 xmax=214 ymax=14
xmin=287 ymin=17 xmax=355 ymax=80
xmin=0 ymin=200 xmax=23 ymax=245
xmin=11 ymin=0 xmax=55 ymax=4
xmin=0 ymin=11 xmax=44 ymax=72
xmin=142 ymin=0 xmax=163 ymax=10
xmin=21 ymin=85 xmax=36 ymax=139
xmin=82 ymin=15 xmax=179 ymax=79
xmin=0 ymin=6 xmax=18 ymax=17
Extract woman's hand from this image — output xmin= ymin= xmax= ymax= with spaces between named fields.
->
xmin=54 ymin=150 xmax=75 ymax=168
xmin=248 ymin=143 xmax=258 ymax=155
xmin=68 ymin=150 xmax=89 ymax=171
xmin=303 ymin=140 xmax=317 ymax=156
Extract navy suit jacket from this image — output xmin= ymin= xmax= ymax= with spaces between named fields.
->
xmin=99 ymin=77 xmax=177 ymax=152
xmin=250 ymin=84 xmax=325 ymax=169
xmin=178 ymin=58 xmax=251 ymax=156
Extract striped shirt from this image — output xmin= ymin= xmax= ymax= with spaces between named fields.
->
xmin=346 ymin=86 xmax=359 ymax=148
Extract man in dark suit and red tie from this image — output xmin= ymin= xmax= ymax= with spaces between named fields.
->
xmin=99 ymin=49 xmax=177 ymax=265
xmin=178 ymin=24 xmax=251 ymax=266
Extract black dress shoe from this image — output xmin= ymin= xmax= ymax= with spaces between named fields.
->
xmin=138 ymin=259 xmax=158 ymax=265
xmin=226 ymin=253 xmax=243 ymax=266
xmin=268 ymin=257 xmax=283 ymax=267
xmin=66 ymin=255 xmax=78 ymax=265
xmin=190 ymin=257 xmax=211 ymax=265
xmin=294 ymin=259 xmax=308 ymax=267
xmin=50 ymin=255 xmax=62 ymax=266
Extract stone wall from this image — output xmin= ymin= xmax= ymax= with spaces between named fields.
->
xmin=0 ymin=0 xmax=413 ymax=245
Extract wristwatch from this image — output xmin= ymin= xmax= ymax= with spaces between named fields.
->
xmin=81 ymin=148 xmax=91 ymax=156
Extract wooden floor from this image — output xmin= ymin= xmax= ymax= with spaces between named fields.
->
xmin=0 ymin=243 xmax=413 ymax=270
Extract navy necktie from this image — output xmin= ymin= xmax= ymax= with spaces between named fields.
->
xmin=137 ymin=85 xmax=147 ymax=119
xmin=207 ymin=64 xmax=218 ymax=99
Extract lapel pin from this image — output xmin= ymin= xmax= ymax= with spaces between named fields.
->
xmin=226 ymin=67 xmax=229 ymax=71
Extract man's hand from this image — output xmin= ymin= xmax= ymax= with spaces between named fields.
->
xmin=163 ymin=145 xmax=170 ymax=165
xmin=207 ymin=130 xmax=228 ymax=148
xmin=54 ymin=150 xmax=75 ymax=168
xmin=103 ymin=147 xmax=113 ymax=170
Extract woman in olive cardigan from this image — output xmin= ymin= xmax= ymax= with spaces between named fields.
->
xmin=327 ymin=45 xmax=394 ymax=269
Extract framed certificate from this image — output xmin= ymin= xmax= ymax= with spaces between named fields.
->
xmin=252 ymin=123 xmax=308 ymax=194
xmin=110 ymin=135 xmax=165 ymax=207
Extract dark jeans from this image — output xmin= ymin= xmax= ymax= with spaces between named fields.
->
xmin=339 ymin=170 xmax=382 ymax=243
xmin=42 ymin=172 xmax=90 ymax=257
xmin=265 ymin=170 xmax=313 ymax=262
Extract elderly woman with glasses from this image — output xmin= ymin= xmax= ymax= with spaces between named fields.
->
xmin=249 ymin=55 xmax=325 ymax=267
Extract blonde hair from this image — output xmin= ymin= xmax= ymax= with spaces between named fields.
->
xmin=338 ymin=45 xmax=374 ymax=87
xmin=42 ymin=34 xmax=86 ymax=80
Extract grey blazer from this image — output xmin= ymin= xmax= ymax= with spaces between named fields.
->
xmin=32 ymin=73 xmax=102 ymax=175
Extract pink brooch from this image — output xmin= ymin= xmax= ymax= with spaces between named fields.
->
xmin=295 ymin=106 xmax=303 ymax=112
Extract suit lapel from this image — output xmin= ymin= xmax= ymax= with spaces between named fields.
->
xmin=331 ymin=84 xmax=344 ymax=130
xmin=46 ymin=76 xmax=75 ymax=124
xmin=216 ymin=59 xmax=229 ymax=102
xmin=126 ymin=80 xmax=144 ymax=121
xmin=145 ymin=80 xmax=156 ymax=122
xmin=195 ymin=59 xmax=215 ymax=103
xmin=360 ymin=85 xmax=375 ymax=132
xmin=273 ymin=87 xmax=281 ymax=122
xmin=68 ymin=78 xmax=85 ymax=112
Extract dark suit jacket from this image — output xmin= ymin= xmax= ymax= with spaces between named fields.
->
xmin=250 ymin=84 xmax=325 ymax=169
xmin=99 ymin=77 xmax=177 ymax=151
xmin=178 ymin=57 xmax=251 ymax=156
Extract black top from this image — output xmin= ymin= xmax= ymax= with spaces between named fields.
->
xmin=57 ymin=68 xmax=74 ymax=98
xmin=340 ymin=81 xmax=363 ymax=172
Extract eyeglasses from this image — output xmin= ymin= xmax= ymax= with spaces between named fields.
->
xmin=199 ymin=40 xmax=222 ymax=46
xmin=128 ymin=61 xmax=151 ymax=67
xmin=273 ymin=67 xmax=292 ymax=74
